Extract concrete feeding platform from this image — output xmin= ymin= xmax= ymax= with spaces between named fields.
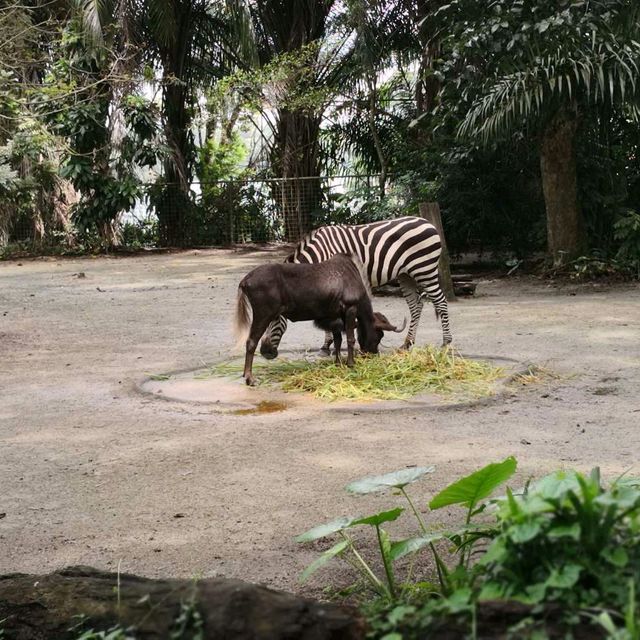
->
xmin=137 ymin=352 xmax=528 ymax=414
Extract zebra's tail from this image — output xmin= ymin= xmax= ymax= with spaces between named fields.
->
xmin=347 ymin=253 xmax=373 ymax=298
xmin=234 ymin=286 xmax=252 ymax=349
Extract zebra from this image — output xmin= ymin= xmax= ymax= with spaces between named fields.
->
xmin=259 ymin=216 xmax=452 ymax=359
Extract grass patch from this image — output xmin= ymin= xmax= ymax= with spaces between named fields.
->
xmin=200 ymin=347 xmax=504 ymax=402
xmin=509 ymin=364 xmax=563 ymax=387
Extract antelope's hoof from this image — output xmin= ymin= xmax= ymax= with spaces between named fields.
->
xmin=318 ymin=346 xmax=332 ymax=358
xmin=245 ymin=376 xmax=258 ymax=387
xmin=260 ymin=343 xmax=278 ymax=360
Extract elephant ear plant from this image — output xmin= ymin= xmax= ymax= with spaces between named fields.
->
xmin=297 ymin=461 xmax=640 ymax=639
xmin=295 ymin=457 xmax=517 ymax=600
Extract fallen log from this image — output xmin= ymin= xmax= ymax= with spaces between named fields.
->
xmin=0 ymin=566 xmax=364 ymax=640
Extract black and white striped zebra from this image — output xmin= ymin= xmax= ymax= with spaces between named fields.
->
xmin=259 ymin=216 xmax=452 ymax=359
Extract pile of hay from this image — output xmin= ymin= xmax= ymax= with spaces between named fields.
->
xmin=203 ymin=347 xmax=504 ymax=402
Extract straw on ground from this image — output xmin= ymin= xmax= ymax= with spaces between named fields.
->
xmin=201 ymin=347 xmax=504 ymax=402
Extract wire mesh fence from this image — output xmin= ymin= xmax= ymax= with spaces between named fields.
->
xmin=1 ymin=175 xmax=401 ymax=254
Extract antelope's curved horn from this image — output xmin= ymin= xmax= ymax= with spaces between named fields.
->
xmin=392 ymin=317 xmax=408 ymax=333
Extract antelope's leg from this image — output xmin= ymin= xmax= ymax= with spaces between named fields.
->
xmin=345 ymin=308 xmax=357 ymax=367
xmin=332 ymin=328 xmax=343 ymax=364
xmin=244 ymin=316 xmax=273 ymax=386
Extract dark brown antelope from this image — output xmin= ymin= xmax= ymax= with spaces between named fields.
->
xmin=234 ymin=254 xmax=406 ymax=386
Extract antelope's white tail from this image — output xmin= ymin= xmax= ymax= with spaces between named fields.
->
xmin=234 ymin=287 xmax=252 ymax=349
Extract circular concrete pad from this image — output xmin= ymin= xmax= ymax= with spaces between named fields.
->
xmin=138 ymin=352 xmax=528 ymax=414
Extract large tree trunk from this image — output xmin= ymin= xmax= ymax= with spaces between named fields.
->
xmin=272 ymin=109 xmax=322 ymax=242
xmin=540 ymin=110 xmax=586 ymax=265
xmin=158 ymin=81 xmax=191 ymax=247
xmin=415 ymin=0 xmax=441 ymax=116
xmin=156 ymin=0 xmax=194 ymax=248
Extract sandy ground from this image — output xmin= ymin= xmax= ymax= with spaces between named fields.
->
xmin=1 ymin=248 xmax=639 ymax=597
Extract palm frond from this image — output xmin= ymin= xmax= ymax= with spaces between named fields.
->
xmin=459 ymin=35 xmax=640 ymax=144
xmin=74 ymin=0 xmax=115 ymax=46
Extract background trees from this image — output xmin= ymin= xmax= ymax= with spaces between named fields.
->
xmin=0 ymin=0 xmax=639 ymax=271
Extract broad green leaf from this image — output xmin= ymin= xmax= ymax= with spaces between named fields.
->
xmin=545 ymin=564 xmax=581 ymax=589
xmin=443 ymin=587 xmax=473 ymax=613
xmin=345 ymin=466 xmax=435 ymax=494
xmin=352 ymin=508 xmax=404 ymax=527
xmin=478 ymin=538 xmax=508 ymax=566
xmin=547 ymin=523 xmax=581 ymax=540
xmin=531 ymin=471 xmax=581 ymax=501
xmin=523 ymin=582 xmax=547 ymax=604
xmin=389 ymin=534 xmax=443 ymax=561
xmin=429 ymin=457 xmax=517 ymax=511
xmin=508 ymin=520 xmax=541 ymax=543
xmin=602 ymin=547 xmax=629 ymax=568
xmin=478 ymin=581 xmax=507 ymax=601
xmin=300 ymin=539 xmax=350 ymax=582
xmin=295 ymin=516 xmax=357 ymax=543
xmin=386 ymin=605 xmax=416 ymax=625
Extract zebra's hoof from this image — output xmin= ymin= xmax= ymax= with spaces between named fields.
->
xmin=400 ymin=341 xmax=414 ymax=351
xmin=260 ymin=343 xmax=278 ymax=360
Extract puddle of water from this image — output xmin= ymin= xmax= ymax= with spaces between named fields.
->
xmin=231 ymin=400 xmax=288 ymax=415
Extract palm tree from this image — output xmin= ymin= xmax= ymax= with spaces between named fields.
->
xmin=248 ymin=0 xmax=337 ymax=241
xmin=451 ymin=0 xmax=640 ymax=264
xmin=75 ymin=0 xmax=247 ymax=246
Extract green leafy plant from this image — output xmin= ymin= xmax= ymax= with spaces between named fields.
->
xmin=302 ymin=462 xmax=640 ymax=638
xmin=295 ymin=458 xmax=517 ymax=600
xmin=614 ymin=209 xmax=640 ymax=278
xmin=479 ymin=469 xmax=640 ymax=610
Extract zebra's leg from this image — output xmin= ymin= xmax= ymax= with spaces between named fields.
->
xmin=397 ymin=274 xmax=424 ymax=350
xmin=260 ymin=316 xmax=287 ymax=360
xmin=319 ymin=331 xmax=333 ymax=357
xmin=415 ymin=274 xmax=453 ymax=346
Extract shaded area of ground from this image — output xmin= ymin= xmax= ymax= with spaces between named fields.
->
xmin=1 ymin=249 xmax=639 ymax=596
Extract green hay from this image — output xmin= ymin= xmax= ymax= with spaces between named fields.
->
xmin=200 ymin=347 xmax=504 ymax=402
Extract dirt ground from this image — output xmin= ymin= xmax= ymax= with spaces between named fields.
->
xmin=1 ymin=249 xmax=639 ymax=597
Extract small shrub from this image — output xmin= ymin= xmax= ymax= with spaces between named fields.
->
xmin=297 ymin=460 xmax=640 ymax=638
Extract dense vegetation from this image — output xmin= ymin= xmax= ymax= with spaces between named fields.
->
xmin=297 ymin=460 xmax=640 ymax=638
xmin=1 ymin=0 xmax=640 ymax=271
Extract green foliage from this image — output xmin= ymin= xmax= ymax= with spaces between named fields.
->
xmin=302 ymin=462 xmax=640 ymax=638
xmin=429 ymin=457 xmax=517 ymax=516
xmin=296 ymin=457 xmax=515 ymax=600
xmin=44 ymin=19 xmax=163 ymax=244
xmin=614 ymin=209 xmax=640 ymax=276
xmin=480 ymin=470 xmax=640 ymax=609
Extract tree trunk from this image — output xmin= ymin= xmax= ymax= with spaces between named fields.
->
xmin=415 ymin=0 xmax=441 ymax=116
xmin=367 ymin=76 xmax=387 ymax=197
xmin=272 ymin=109 xmax=322 ymax=242
xmin=158 ymin=81 xmax=191 ymax=247
xmin=419 ymin=201 xmax=456 ymax=301
xmin=540 ymin=111 xmax=585 ymax=265
xmin=156 ymin=0 xmax=194 ymax=248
